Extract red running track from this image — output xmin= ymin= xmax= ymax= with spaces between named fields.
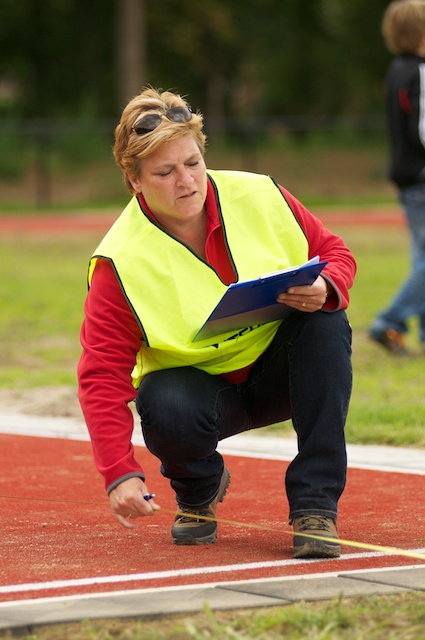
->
xmin=0 ymin=434 xmax=424 ymax=603
xmin=0 ymin=206 xmax=405 ymax=236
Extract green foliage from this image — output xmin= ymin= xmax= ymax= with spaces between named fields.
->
xmin=0 ymin=131 xmax=33 ymax=179
xmin=0 ymin=0 xmax=392 ymax=119
xmin=0 ymin=131 xmax=391 ymax=210
xmin=0 ymin=0 xmax=116 ymax=118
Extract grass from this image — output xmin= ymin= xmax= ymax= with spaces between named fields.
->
xmin=263 ymin=224 xmax=425 ymax=446
xmin=335 ymin=224 xmax=425 ymax=447
xmin=0 ymin=222 xmax=424 ymax=444
xmin=1 ymin=211 xmax=425 ymax=639
xmin=3 ymin=593 xmax=425 ymax=639
xmin=0 ymin=234 xmax=91 ymax=388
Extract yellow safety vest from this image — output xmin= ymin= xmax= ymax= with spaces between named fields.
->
xmin=89 ymin=170 xmax=308 ymax=386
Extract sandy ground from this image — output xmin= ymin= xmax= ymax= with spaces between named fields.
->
xmin=0 ymin=386 xmax=85 ymax=420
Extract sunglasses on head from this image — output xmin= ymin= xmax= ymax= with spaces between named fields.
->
xmin=132 ymin=106 xmax=193 ymax=135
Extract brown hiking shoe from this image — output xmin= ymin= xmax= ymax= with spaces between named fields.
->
xmin=291 ymin=515 xmax=340 ymax=559
xmin=171 ymin=467 xmax=230 ymax=545
xmin=369 ymin=328 xmax=409 ymax=355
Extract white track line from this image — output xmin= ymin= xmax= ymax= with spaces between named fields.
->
xmin=2 ymin=413 xmax=425 ymax=601
xmin=2 ymin=548 xmax=425 ymax=596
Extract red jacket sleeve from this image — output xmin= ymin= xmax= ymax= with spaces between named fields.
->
xmin=279 ymin=186 xmax=357 ymax=310
xmin=78 ymin=259 xmax=145 ymax=492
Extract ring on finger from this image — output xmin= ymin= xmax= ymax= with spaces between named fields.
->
xmin=301 ymin=302 xmax=307 ymax=308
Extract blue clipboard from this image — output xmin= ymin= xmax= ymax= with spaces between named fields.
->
xmin=193 ymin=257 xmax=328 ymax=342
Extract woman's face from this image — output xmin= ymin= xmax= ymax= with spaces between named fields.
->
xmin=131 ymin=135 xmax=207 ymax=227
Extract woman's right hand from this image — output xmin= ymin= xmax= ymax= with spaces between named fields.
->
xmin=109 ymin=476 xmax=160 ymax=528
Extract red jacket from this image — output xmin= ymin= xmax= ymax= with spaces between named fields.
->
xmin=78 ymin=180 xmax=356 ymax=491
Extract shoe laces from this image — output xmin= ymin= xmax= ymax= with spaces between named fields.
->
xmin=295 ymin=515 xmax=333 ymax=532
xmin=175 ymin=506 xmax=209 ymax=524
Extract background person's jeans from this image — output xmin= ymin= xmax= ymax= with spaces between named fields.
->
xmin=371 ymin=183 xmax=425 ymax=343
xmin=136 ymin=310 xmax=352 ymax=521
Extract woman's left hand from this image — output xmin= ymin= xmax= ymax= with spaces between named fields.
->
xmin=277 ymin=275 xmax=329 ymax=313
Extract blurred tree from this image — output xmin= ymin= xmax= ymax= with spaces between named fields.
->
xmin=225 ymin=0 xmax=391 ymax=118
xmin=0 ymin=0 xmax=392 ymax=120
xmin=338 ymin=0 xmax=391 ymax=113
xmin=115 ymin=0 xmax=147 ymax=108
xmin=146 ymin=0 xmax=241 ymax=127
xmin=0 ymin=0 xmax=115 ymax=118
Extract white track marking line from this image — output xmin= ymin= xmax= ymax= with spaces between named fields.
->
xmin=1 ymin=548 xmax=425 ymax=595
xmin=2 ymin=416 xmax=425 ymax=601
xmin=1 ymin=562 xmax=424 ymax=609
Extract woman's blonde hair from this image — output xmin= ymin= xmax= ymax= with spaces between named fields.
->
xmin=113 ymin=87 xmax=207 ymax=195
xmin=382 ymin=0 xmax=425 ymax=54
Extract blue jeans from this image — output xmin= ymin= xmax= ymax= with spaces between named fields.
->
xmin=136 ymin=310 xmax=352 ymax=521
xmin=371 ymin=183 xmax=425 ymax=343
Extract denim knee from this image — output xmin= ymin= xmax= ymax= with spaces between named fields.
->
xmin=136 ymin=367 xmax=220 ymax=460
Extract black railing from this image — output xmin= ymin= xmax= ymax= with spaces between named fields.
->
xmin=0 ymin=115 xmax=387 ymax=208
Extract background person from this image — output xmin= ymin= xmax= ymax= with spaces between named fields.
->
xmin=370 ymin=0 xmax=425 ymax=355
xmin=78 ymin=87 xmax=356 ymax=559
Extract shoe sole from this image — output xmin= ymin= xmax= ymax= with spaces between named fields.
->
xmin=172 ymin=528 xmax=218 ymax=545
xmin=216 ymin=466 xmax=231 ymax=505
xmin=172 ymin=467 xmax=230 ymax=546
xmin=294 ymin=541 xmax=340 ymax=559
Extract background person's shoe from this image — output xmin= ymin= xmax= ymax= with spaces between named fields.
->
xmin=369 ymin=327 xmax=409 ymax=355
xmin=291 ymin=515 xmax=340 ymax=558
xmin=171 ymin=467 xmax=230 ymax=545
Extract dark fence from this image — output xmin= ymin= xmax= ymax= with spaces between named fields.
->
xmin=0 ymin=115 xmax=386 ymax=209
